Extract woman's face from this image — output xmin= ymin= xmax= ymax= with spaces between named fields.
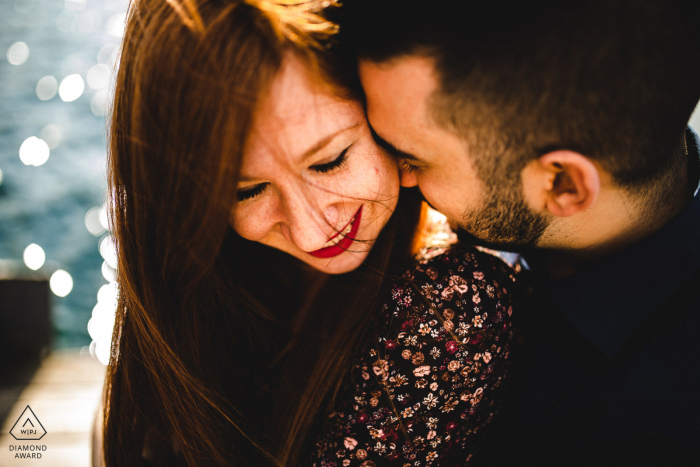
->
xmin=230 ymin=54 xmax=400 ymax=274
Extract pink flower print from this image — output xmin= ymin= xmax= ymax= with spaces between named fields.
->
xmin=401 ymin=407 xmax=415 ymax=418
xmin=419 ymin=323 xmax=431 ymax=335
xmin=472 ymin=315 xmax=484 ymax=328
xmin=447 ymin=360 xmax=461 ymax=372
xmin=402 ymin=349 xmax=413 ymax=360
xmin=483 ymin=352 xmax=492 ymax=363
xmin=427 ymin=430 xmax=437 ymax=440
xmin=426 ymin=452 xmax=438 ymax=462
xmin=440 ymin=287 xmax=454 ymax=300
xmin=486 ymin=285 xmax=495 ymax=298
xmin=471 ymin=387 xmax=483 ymax=405
xmin=382 ymin=430 xmax=399 ymax=443
xmin=422 ymin=284 xmax=439 ymax=299
xmin=413 ymin=365 xmax=431 ymax=377
xmin=385 ymin=339 xmax=396 ymax=351
xmin=443 ymin=319 xmax=454 ymax=331
xmin=390 ymin=374 xmax=408 ymax=387
xmin=358 ymin=413 xmax=369 ymax=423
xmin=401 ymin=319 xmax=414 ymax=331
xmin=443 ymin=309 xmax=455 ymax=320
xmin=416 ymin=378 xmax=428 ymax=388
xmin=457 ymin=322 xmax=470 ymax=336
xmin=472 ymin=293 xmax=481 ymax=304
xmin=430 ymin=382 xmax=439 ymax=392
xmin=446 ymin=421 xmax=458 ymax=431
xmin=373 ymin=360 xmax=389 ymax=380
xmin=449 ymin=275 xmax=470 ymax=294
xmin=441 ymin=397 xmax=458 ymax=413
xmin=426 ymin=267 xmax=438 ymax=280
xmin=412 ymin=352 xmax=425 ymax=365
xmin=360 ymin=460 xmax=376 ymax=467
xmin=445 ymin=341 xmax=459 ymax=354
xmin=473 ymin=271 xmax=484 ymax=280
xmin=344 ymin=437 xmax=358 ymax=450
xmin=423 ymin=393 xmax=439 ymax=409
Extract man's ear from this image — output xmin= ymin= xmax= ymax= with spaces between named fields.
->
xmin=522 ymin=150 xmax=601 ymax=217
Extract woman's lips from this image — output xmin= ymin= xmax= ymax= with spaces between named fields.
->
xmin=309 ymin=206 xmax=363 ymax=259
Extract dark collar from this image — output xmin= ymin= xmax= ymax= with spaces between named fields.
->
xmin=535 ymin=127 xmax=700 ymax=358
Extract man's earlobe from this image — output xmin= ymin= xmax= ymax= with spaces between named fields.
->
xmin=522 ymin=150 xmax=601 ymax=218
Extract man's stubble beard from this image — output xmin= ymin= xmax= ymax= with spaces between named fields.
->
xmin=459 ymin=174 xmax=552 ymax=251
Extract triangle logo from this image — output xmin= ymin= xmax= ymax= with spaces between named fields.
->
xmin=9 ymin=406 xmax=47 ymax=441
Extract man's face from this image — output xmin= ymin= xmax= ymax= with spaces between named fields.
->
xmin=359 ymin=56 xmax=550 ymax=249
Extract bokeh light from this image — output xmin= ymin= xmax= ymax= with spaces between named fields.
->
xmin=106 ymin=13 xmax=126 ymax=37
xmin=36 ymin=75 xmax=59 ymax=101
xmin=39 ymin=124 xmax=62 ymax=149
xmin=88 ymin=282 xmax=118 ymax=365
xmin=97 ymin=43 xmax=117 ymax=66
xmin=99 ymin=204 xmax=110 ymax=230
xmin=84 ymin=206 xmax=106 ymax=236
xmin=101 ymin=261 xmax=116 ymax=282
xmin=64 ymin=0 xmax=86 ymax=11
xmin=59 ymin=74 xmax=85 ymax=102
xmin=99 ymin=234 xmax=118 ymax=269
xmin=23 ymin=243 xmax=46 ymax=270
xmin=87 ymin=63 xmax=110 ymax=89
xmin=19 ymin=136 xmax=50 ymax=167
xmin=7 ymin=41 xmax=29 ymax=65
xmin=75 ymin=10 xmax=101 ymax=35
xmin=90 ymin=90 xmax=107 ymax=117
xmin=50 ymin=269 xmax=74 ymax=297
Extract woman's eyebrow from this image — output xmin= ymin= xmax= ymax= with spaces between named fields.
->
xmin=300 ymin=122 xmax=362 ymax=162
xmin=238 ymin=123 xmax=361 ymax=183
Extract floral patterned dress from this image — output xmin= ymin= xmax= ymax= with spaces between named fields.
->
xmin=309 ymin=245 xmax=519 ymax=467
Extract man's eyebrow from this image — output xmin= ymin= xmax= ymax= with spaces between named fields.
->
xmin=369 ymin=126 xmax=421 ymax=162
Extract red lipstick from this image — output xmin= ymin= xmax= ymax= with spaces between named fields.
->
xmin=309 ymin=206 xmax=363 ymax=259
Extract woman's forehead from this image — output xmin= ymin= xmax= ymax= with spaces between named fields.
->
xmin=244 ymin=54 xmax=363 ymax=163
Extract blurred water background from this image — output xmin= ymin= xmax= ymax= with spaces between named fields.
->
xmin=1 ymin=0 xmax=126 ymax=352
xmin=1 ymin=0 xmax=700 ymax=357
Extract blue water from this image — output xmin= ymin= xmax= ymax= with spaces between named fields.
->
xmin=0 ymin=0 xmax=127 ymax=348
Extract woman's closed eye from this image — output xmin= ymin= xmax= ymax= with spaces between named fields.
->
xmin=237 ymin=182 xmax=269 ymax=202
xmin=309 ymin=146 xmax=350 ymax=174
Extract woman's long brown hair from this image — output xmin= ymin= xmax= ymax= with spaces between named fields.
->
xmin=103 ymin=0 xmax=423 ymax=465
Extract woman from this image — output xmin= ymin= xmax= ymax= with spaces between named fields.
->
xmin=99 ymin=0 xmax=519 ymax=466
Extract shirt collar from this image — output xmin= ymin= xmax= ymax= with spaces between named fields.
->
xmin=535 ymin=126 xmax=700 ymax=358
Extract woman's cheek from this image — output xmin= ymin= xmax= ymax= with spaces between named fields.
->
xmin=230 ymin=201 xmax=276 ymax=242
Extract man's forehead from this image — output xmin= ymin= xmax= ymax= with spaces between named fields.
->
xmin=359 ymin=55 xmax=438 ymax=98
xmin=359 ymin=55 xmax=441 ymax=155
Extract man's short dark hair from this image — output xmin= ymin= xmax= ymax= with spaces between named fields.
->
xmin=340 ymin=0 xmax=700 ymax=196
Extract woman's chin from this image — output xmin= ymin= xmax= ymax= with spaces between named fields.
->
xmin=302 ymin=247 xmax=370 ymax=274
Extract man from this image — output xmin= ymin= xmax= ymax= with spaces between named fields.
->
xmin=341 ymin=0 xmax=700 ymax=464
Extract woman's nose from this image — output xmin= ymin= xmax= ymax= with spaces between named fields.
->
xmin=281 ymin=191 xmax=340 ymax=252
